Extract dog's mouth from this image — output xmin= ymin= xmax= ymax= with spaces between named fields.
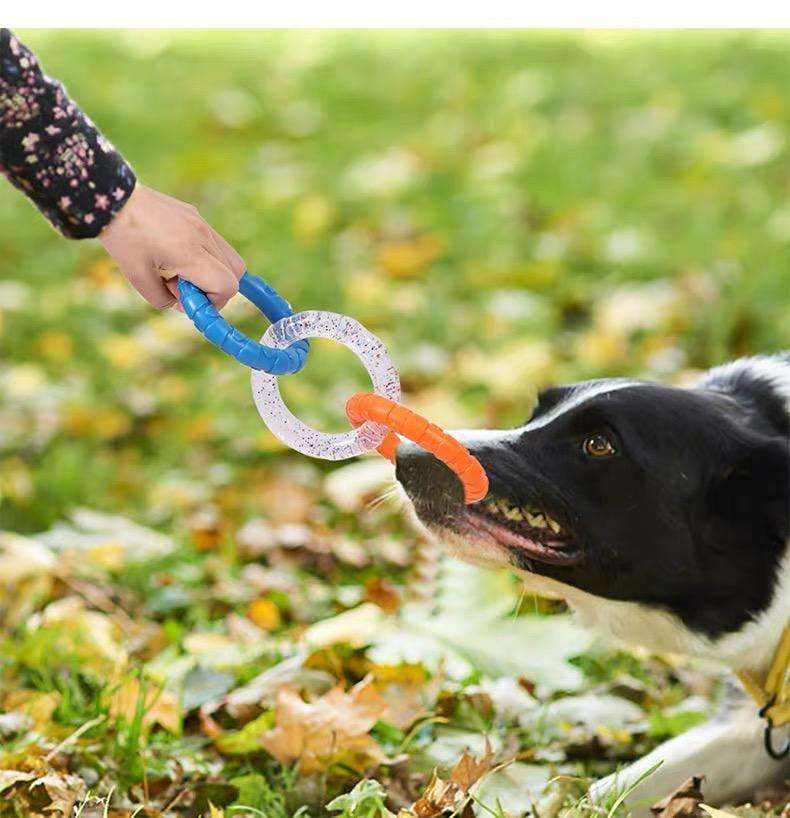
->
xmin=455 ymin=497 xmax=584 ymax=567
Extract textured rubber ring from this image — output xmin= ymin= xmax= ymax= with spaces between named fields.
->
xmin=345 ymin=392 xmax=489 ymax=504
xmin=179 ymin=271 xmax=309 ymax=374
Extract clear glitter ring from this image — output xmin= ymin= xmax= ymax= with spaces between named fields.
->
xmin=251 ymin=311 xmax=402 ymax=460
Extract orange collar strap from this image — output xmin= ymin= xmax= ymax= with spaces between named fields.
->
xmin=345 ymin=392 xmax=488 ymax=504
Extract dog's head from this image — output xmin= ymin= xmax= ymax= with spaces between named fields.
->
xmin=396 ymin=373 xmax=790 ymax=640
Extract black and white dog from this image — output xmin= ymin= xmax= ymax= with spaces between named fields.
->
xmin=396 ymin=353 xmax=790 ymax=810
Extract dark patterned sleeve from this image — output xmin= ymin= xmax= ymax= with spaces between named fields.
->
xmin=0 ymin=29 xmax=136 ymax=239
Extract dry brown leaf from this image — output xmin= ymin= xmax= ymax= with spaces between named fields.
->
xmin=0 ymin=770 xmax=36 ymax=795
xmin=30 ymin=771 xmax=87 ymax=817
xmin=374 ymin=665 xmax=443 ymax=731
xmin=450 ymin=742 xmax=494 ymax=790
xmin=651 ymin=776 xmax=707 ymax=818
xmin=410 ymin=744 xmax=494 ymax=818
xmin=261 ymin=478 xmax=315 ymax=524
xmin=260 ymin=676 xmax=387 ymax=774
xmin=364 ymin=577 xmax=400 ymax=614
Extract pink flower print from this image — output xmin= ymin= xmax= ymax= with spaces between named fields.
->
xmin=21 ymin=132 xmax=40 ymax=152
xmin=112 ymin=187 xmax=126 ymax=201
xmin=94 ymin=194 xmax=110 ymax=211
xmin=84 ymin=214 xmax=95 ymax=225
xmin=45 ymin=125 xmax=61 ymax=136
xmin=59 ymin=196 xmax=71 ymax=211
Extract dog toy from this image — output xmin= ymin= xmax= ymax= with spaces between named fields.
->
xmin=181 ymin=272 xmax=488 ymax=504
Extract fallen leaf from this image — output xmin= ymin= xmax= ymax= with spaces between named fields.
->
xmin=365 ymin=578 xmax=400 ymax=614
xmin=410 ymin=744 xmax=494 ymax=818
xmin=247 ymin=598 xmax=282 ymax=631
xmin=181 ymin=666 xmax=236 ymax=712
xmin=30 ymin=771 xmax=87 ymax=817
xmin=260 ymin=477 xmax=315 ymax=524
xmin=0 ymin=769 xmax=35 ymax=794
xmin=378 ymin=235 xmax=443 ymax=278
xmin=109 ymin=677 xmax=181 ymax=734
xmin=651 ymin=777 xmax=707 ymax=818
xmin=474 ymin=763 xmax=551 ymax=818
xmin=303 ymin=603 xmax=388 ymax=651
xmin=700 ymin=807 xmax=741 ymax=818
xmin=260 ymin=677 xmax=387 ymax=774
xmin=220 ymin=654 xmax=333 ymax=718
xmin=368 ymin=561 xmax=592 ymax=692
xmin=215 ymin=711 xmax=275 ymax=755
xmin=0 ymin=533 xmax=57 ymax=583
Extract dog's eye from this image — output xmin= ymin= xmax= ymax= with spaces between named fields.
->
xmin=583 ymin=434 xmax=616 ymax=458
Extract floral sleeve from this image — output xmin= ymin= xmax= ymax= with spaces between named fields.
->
xmin=0 ymin=29 xmax=136 ymax=239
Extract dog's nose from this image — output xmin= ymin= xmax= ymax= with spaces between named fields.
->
xmin=395 ymin=441 xmax=465 ymax=514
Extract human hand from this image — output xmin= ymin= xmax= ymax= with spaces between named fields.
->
xmin=99 ymin=183 xmax=245 ymax=311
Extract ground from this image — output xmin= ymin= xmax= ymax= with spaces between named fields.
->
xmin=0 ymin=30 xmax=789 ymax=818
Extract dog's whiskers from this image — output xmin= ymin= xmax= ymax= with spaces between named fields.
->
xmin=366 ymin=483 xmax=402 ymax=510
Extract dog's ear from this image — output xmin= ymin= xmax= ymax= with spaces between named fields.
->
xmin=529 ymin=386 xmax=570 ymax=423
xmin=697 ymin=429 xmax=789 ymax=564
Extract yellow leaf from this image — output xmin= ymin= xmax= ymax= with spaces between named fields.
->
xmin=37 ymin=330 xmax=74 ymax=363
xmin=109 ymin=677 xmax=181 ymax=734
xmin=101 ymin=334 xmax=145 ymax=368
xmin=208 ymin=803 xmax=225 ymax=818
xmin=85 ymin=540 xmax=126 ymax=571
xmin=4 ymin=689 xmax=61 ymax=728
xmin=247 ymin=598 xmax=281 ymax=631
xmin=292 ymin=194 xmax=336 ymax=244
xmin=378 ymin=235 xmax=442 ymax=278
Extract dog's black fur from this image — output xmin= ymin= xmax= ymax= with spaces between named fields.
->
xmin=397 ymin=355 xmax=790 ymax=642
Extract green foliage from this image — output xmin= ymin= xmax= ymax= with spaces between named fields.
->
xmin=327 ymin=779 xmax=391 ymax=818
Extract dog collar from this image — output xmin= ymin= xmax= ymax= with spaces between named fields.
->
xmin=736 ymin=622 xmax=790 ymax=759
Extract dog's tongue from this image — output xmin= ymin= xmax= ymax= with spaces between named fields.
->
xmin=468 ymin=513 xmax=581 ymax=566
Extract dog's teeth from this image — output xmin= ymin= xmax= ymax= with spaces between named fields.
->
xmin=526 ymin=512 xmax=542 ymax=527
xmin=548 ymin=518 xmax=561 ymax=534
xmin=505 ymin=506 xmax=522 ymax=521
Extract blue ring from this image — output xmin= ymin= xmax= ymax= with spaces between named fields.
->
xmin=178 ymin=271 xmax=309 ymax=375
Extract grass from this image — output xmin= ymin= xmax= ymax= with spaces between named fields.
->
xmin=0 ymin=29 xmax=788 ymax=818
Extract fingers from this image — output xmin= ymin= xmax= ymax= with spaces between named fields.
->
xmin=127 ymin=268 xmax=177 ymax=310
xmin=176 ymin=249 xmax=239 ymax=309
xmin=163 ymin=277 xmax=184 ymax=312
xmin=208 ymin=229 xmax=246 ymax=279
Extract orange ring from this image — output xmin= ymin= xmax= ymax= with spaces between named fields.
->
xmin=345 ymin=392 xmax=488 ymax=504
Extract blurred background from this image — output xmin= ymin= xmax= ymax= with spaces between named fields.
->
xmin=3 ymin=30 xmax=790 ymax=532
xmin=0 ymin=30 xmax=789 ymax=817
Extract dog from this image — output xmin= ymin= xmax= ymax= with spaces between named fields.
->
xmin=395 ymin=353 xmax=790 ymax=812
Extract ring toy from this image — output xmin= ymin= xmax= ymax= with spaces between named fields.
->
xmin=179 ymin=271 xmax=309 ymax=374
xmin=251 ymin=311 xmax=401 ymax=460
xmin=345 ymin=393 xmax=489 ymax=503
